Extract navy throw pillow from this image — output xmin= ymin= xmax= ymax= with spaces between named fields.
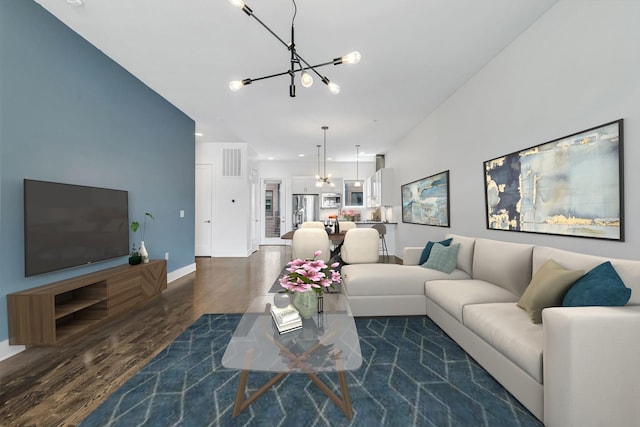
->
xmin=419 ymin=238 xmax=453 ymax=265
xmin=562 ymin=261 xmax=631 ymax=307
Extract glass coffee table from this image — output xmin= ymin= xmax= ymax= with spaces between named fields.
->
xmin=222 ymin=293 xmax=362 ymax=419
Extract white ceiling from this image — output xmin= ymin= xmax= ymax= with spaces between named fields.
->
xmin=34 ymin=0 xmax=559 ymax=162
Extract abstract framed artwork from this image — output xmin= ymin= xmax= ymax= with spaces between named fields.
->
xmin=484 ymin=119 xmax=624 ymax=241
xmin=401 ymin=170 xmax=450 ymax=227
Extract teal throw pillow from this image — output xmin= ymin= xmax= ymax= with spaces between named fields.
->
xmin=423 ymin=243 xmax=460 ymax=274
xmin=419 ymin=238 xmax=453 ymax=265
xmin=562 ymin=261 xmax=631 ymax=307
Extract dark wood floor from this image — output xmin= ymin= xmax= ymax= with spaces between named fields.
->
xmin=0 ymin=246 xmax=291 ymax=427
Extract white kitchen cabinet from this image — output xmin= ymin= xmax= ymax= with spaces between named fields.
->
xmin=368 ymin=168 xmax=393 ymax=207
xmin=291 ymin=176 xmax=320 ymax=194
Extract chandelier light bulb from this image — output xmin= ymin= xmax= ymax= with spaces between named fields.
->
xmin=229 ymin=0 xmax=245 ymax=8
xmin=327 ymin=82 xmax=340 ymax=95
xmin=341 ymin=51 xmax=361 ymax=64
xmin=300 ymin=71 xmax=314 ymax=88
xmin=229 ymin=80 xmax=244 ymax=92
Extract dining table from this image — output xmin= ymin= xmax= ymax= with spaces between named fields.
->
xmin=280 ymin=229 xmax=347 ymax=243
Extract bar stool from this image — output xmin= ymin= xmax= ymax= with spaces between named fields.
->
xmin=371 ymin=223 xmax=389 ymax=263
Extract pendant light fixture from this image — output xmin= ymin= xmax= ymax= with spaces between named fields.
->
xmin=315 ymin=126 xmax=334 ymax=187
xmin=315 ymin=144 xmax=323 ymax=188
xmin=228 ymin=0 xmax=361 ymax=97
xmin=354 ymin=145 xmax=362 ymax=187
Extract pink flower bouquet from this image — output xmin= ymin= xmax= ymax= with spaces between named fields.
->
xmin=279 ymin=250 xmax=341 ymax=294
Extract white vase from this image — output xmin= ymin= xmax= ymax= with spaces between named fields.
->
xmin=140 ymin=241 xmax=149 ymax=263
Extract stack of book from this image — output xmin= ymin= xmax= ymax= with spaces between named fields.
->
xmin=270 ymin=304 xmax=302 ymax=334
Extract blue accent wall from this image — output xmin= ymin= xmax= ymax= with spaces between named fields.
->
xmin=0 ymin=0 xmax=195 ymax=342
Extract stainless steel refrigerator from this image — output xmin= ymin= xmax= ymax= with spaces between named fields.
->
xmin=292 ymin=194 xmax=319 ymax=228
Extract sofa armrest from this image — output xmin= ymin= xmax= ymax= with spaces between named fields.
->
xmin=402 ymin=247 xmax=423 ymax=265
xmin=543 ymin=306 xmax=640 ymax=427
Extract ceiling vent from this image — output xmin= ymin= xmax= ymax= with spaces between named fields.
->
xmin=222 ymin=148 xmax=242 ymax=178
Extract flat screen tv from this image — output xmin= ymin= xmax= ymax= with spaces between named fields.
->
xmin=24 ymin=179 xmax=129 ymax=277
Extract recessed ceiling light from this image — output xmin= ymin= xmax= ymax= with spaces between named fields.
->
xmin=66 ymin=0 xmax=84 ymax=6
xmin=195 ymin=132 xmax=203 ymax=136
xmin=299 ymin=154 xmax=304 ymax=157
xmin=268 ymin=157 xmax=274 ymax=160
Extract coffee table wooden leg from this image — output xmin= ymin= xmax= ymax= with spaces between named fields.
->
xmin=306 ymin=372 xmax=353 ymax=419
xmin=232 ymin=371 xmax=287 ymax=418
xmin=232 ymin=369 xmax=250 ymax=418
xmin=337 ymin=371 xmax=353 ymax=418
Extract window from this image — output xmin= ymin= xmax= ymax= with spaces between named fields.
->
xmin=265 ymin=190 xmax=273 ymax=216
xmin=344 ymin=180 xmax=364 ymax=207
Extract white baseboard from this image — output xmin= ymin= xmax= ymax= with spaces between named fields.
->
xmin=0 ymin=263 xmax=198 ymax=362
xmin=167 ymin=262 xmax=196 ymax=284
xmin=0 ymin=340 xmax=25 ymax=363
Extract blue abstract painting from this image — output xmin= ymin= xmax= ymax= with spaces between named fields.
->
xmin=402 ymin=170 xmax=450 ymax=226
xmin=484 ymin=120 xmax=623 ymax=240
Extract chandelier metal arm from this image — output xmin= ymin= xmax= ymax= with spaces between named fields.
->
xmin=241 ymin=5 xmax=291 ymax=50
xmin=239 ymin=59 xmax=338 ymax=84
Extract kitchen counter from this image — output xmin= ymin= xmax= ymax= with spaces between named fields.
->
xmin=353 ymin=221 xmax=397 ymax=225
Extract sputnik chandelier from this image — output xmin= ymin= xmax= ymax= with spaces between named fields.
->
xmin=228 ymin=0 xmax=361 ymax=97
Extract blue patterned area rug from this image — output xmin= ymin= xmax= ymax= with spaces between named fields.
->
xmin=80 ymin=314 xmax=542 ymax=427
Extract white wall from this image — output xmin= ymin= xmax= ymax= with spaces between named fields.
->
xmin=258 ymin=159 xmax=376 ymax=181
xmin=196 ymin=142 xmax=252 ymax=256
xmin=387 ymin=1 xmax=640 ymax=259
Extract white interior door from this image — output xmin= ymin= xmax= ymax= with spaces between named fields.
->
xmin=261 ymin=178 xmax=286 ymax=245
xmin=195 ymin=164 xmax=213 ymax=256
xmin=250 ymin=181 xmax=259 ymax=253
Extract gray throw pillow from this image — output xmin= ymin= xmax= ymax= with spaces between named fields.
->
xmin=422 ymin=243 xmax=460 ymax=274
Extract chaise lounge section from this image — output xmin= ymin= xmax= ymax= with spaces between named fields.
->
xmin=341 ymin=234 xmax=640 ymax=426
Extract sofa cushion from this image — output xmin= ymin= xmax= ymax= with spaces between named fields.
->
xmin=425 ymin=279 xmax=519 ymax=323
xmin=418 ymin=238 xmax=452 ymax=265
xmin=342 ymin=264 xmax=470 ymax=297
xmin=423 ymin=243 xmax=460 ymax=274
xmin=463 ymin=303 xmax=544 ymax=383
xmin=472 ymin=238 xmax=534 ymax=297
xmin=563 ymin=261 xmax=632 ymax=307
xmin=446 ymin=234 xmax=475 ymax=276
xmin=533 ymin=245 xmax=640 ymax=305
xmin=517 ymin=259 xmax=585 ymax=323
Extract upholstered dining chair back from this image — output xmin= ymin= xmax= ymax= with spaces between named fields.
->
xmin=340 ymin=228 xmax=380 ymax=264
xmin=338 ymin=221 xmax=357 ymax=231
xmin=300 ymin=221 xmax=325 ymax=229
xmin=292 ymin=228 xmax=331 ymax=262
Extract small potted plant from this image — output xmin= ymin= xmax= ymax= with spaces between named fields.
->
xmin=130 ymin=212 xmax=154 ymax=264
xmin=128 ymin=243 xmax=142 ymax=265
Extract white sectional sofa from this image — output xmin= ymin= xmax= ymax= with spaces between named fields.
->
xmin=341 ymin=234 xmax=640 ymax=426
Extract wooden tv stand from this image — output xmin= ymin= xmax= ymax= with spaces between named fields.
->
xmin=7 ymin=260 xmax=167 ymax=346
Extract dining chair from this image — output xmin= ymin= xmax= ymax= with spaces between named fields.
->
xmin=299 ymin=221 xmax=325 ymax=229
xmin=292 ymin=228 xmax=331 ymax=262
xmin=371 ymin=223 xmax=389 ymax=263
xmin=340 ymin=228 xmax=380 ymax=264
xmin=338 ymin=221 xmax=357 ymax=232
